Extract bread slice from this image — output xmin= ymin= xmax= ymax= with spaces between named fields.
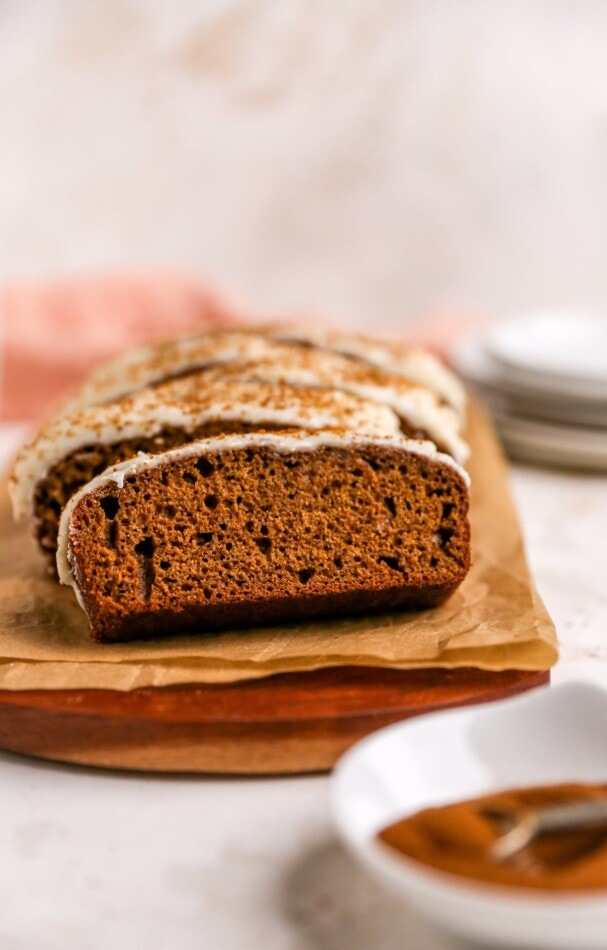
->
xmin=57 ymin=430 xmax=471 ymax=643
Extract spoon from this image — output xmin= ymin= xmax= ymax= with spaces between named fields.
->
xmin=491 ymin=797 xmax=607 ymax=862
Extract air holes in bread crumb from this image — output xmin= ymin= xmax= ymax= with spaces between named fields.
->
xmin=255 ymin=536 xmax=272 ymax=555
xmin=135 ymin=536 xmax=154 ymax=558
xmin=108 ymin=521 xmax=118 ymax=550
xmin=438 ymin=527 xmax=454 ymax=546
xmin=100 ymin=496 xmax=120 ymax=519
xmin=378 ymin=555 xmax=403 ymax=573
xmin=204 ymin=494 xmax=218 ymax=509
xmin=298 ymin=568 xmax=315 ymax=584
xmin=134 ymin=536 xmax=155 ymax=600
xmin=196 ymin=457 xmax=215 ymax=477
xmin=384 ymin=497 xmax=396 ymax=516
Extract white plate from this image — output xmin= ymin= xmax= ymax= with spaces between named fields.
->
xmin=453 ymin=338 xmax=607 ymax=427
xmin=493 ymin=411 xmax=607 ymax=472
xmin=487 ymin=312 xmax=607 ymax=400
xmin=331 ymin=682 xmax=607 ymax=949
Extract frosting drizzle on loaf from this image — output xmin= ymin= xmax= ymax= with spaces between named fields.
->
xmin=191 ymin=351 xmax=468 ymax=464
xmin=264 ymin=324 xmax=466 ymax=415
xmin=57 ymin=328 xmax=466 ymax=422
xmin=58 ymin=331 xmax=306 ymax=415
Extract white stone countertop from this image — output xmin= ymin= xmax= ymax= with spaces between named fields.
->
xmin=0 ymin=423 xmax=605 ymax=950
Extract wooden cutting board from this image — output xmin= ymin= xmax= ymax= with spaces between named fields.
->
xmin=0 ymin=666 xmax=548 ymax=774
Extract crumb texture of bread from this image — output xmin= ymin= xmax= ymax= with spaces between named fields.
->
xmin=34 ymin=420 xmax=281 ymax=563
xmin=65 ymin=438 xmax=470 ymax=643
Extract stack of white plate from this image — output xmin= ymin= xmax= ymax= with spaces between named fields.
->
xmin=453 ymin=312 xmax=607 ymax=471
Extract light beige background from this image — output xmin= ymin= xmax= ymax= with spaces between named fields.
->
xmin=2 ymin=0 xmax=607 ymax=329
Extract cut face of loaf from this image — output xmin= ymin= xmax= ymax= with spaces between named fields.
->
xmin=58 ymin=431 xmax=471 ymax=643
xmin=9 ymin=379 xmax=399 ymax=565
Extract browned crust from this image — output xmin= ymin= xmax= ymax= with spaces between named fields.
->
xmin=82 ymin=584 xmax=457 ymax=643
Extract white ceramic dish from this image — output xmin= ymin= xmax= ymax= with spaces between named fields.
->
xmin=331 ymin=682 xmax=607 ymax=949
xmin=453 ymin=338 xmax=607 ymax=428
xmin=487 ymin=312 xmax=607 ymax=401
xmin=493 ymin=411 xmax=607 ymax=472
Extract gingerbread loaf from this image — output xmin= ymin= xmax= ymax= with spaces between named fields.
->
xmin=57 ymin=430 xmax=471 ymax=643
xmin=11 ymin=324 xmax=472 ymax=643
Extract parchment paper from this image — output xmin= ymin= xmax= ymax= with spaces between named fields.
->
xmin=0 ymin=401 xmax=558 ymax=690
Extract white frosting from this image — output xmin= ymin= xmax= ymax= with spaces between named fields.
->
xmin=57 ymin=332 xmax=297 ymax=417
xmin=56 ymin=428 xmax=470 ymax=597
xmin=197 ymin=356 xmax=469 ymax=465
xmin=57 ymin=328 xmax=466 ymax=422
xmin=9 ymin=379 xmax=401 ymax=520
xmin=48 ymin=329 xmax=468 ymax=465
xmin=265 ymin=325 xmax=467 ymax=415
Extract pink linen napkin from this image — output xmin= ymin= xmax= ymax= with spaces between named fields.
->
xmin=0 ymin=274 xmax=248 ymax=421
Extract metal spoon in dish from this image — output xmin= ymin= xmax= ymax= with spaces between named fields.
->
xmin=491 ymin=797 xmax=607 ymax=862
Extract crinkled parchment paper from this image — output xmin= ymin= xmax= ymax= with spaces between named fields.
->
xmin=0 ymin=401 xmax=557 ymax=690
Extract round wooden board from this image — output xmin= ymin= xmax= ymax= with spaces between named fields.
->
xmin=0 ymin=667 xmax=549 ymax=774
